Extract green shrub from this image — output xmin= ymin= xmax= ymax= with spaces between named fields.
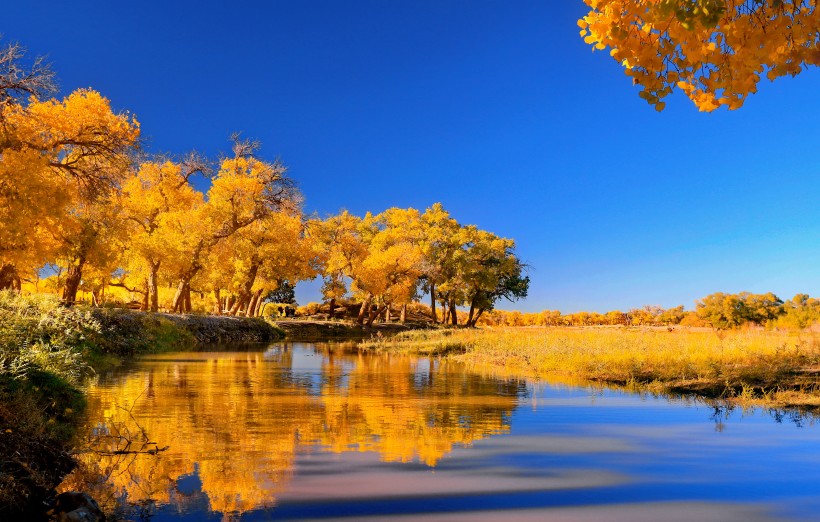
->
xmin=0 ymin=291 xmax=98 ymax=384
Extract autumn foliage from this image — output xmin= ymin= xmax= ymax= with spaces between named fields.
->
xmin=0 ymin=42 xmax=528 ymax=323
xmin=580 ymin=0 xmax=820 ymax=111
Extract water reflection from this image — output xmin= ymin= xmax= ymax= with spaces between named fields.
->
xmin=62 ymin=343 xmax=523 ymax=517
xmin=60 ymin=343 xmax=820 ymax=521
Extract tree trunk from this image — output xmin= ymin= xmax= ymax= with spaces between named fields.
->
xmin=62 ymin=258 xmax=86 ymax=304
xmin=232 ymin=263 xmax=260 ymax=317
xmin=213 ymin=289 xmax=222 ymax=314
xmin=400 ymin=303 xmax=407 ymax=323
xmin=172 ymin=280 xmax=188 ymax=313
xmin=246 ymin=289 xmax=263 ymax=317
xmin=328 ymin=298 xmax=336 ymax=320
xmin=466 ymin=298 xmax=476 ymax=327
xmin=357 ymin=295 xmax=372 ymax=325
xmin=229 ymin=296 xmax=244 ymax=316
xmin=442 ymin=300 xmax=450 ymax=324
xmin=171 ymin=281 xmax=194 ymax=313
xmin=0 ymin=264 xmax=21 ymax=291
xmin=429 ymin=283 xmax=437 ymax=323
xmin=147 ymin=263 xmax=160 ymax=312
xmin=449 ymin=297 xmax=458 ymax=326
xmin=252 ymin=290 xmax=265 ymax=317
xmin=384 ymin=306 xmax=391 ymax=322
xmin=366 ymin=304 xmax=387 ymax=327
xmin=245 ymin=292 xmax=258 ymax=317
xmin=472 ymin=308 xmax=486 ymax=326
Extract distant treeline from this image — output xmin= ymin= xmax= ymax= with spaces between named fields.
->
xmin=478 ymin=292 xmax=820 ymax=330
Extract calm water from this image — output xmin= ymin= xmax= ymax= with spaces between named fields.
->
xmin=62 ymin=342 xmax=820 ymax=521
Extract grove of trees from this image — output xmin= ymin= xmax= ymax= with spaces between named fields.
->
xmin=0 ymin=41 xmax=528 ymax=326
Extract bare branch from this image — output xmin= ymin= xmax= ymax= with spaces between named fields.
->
xmin=230 ymin=132 xmax=260 ymax=158
xmin=0 ymin=39 xmax=57 ymax=105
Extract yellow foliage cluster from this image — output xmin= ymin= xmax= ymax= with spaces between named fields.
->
xmin=1 ymin=88 xmax=139 ymax=286
xmin=479 ymin=305 xmax=691 ymax=327
xmin=580 ymin=0 xmax=820 ymax=111
xmin=310 ymin=203 xmax=527 ymax=327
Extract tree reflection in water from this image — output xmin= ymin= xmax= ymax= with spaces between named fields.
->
xmin=60 ymin=343 xmax=524 ymax=518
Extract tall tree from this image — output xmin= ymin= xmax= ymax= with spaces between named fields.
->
xmin=310 ymin=211 xmax=367 ymax=320
xmin=169 ymin=137 xmax=296 ymax=313
xmin=352 ymin=209 xmax=424 ymax=326
xmin=419 ymin=204 xmax=462 ymax=324
xmin=211 ymin=210 xmax=316 ymax=317
xmin=457 ymin=228 xmax=529 ymax=327
xmin=1 ymin=83 xmax=139 ymax=291
xmin=119 ymin=157 xmax=206 ymax=310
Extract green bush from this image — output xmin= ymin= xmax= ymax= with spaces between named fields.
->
xmin=88 ymin=308 xmax=196 ymax=356
xmin=0 ymin=291 xmax=98 ymax=384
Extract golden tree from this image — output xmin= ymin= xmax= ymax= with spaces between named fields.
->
xmin=419 ymin=203 xmax=462 ymax=324
xmin=309 ymin=211 xmax=368 ymax=319
xmin=118 ymin=158 xmax=206 ymax=310
xmin=208 ymin=210 xmax=317 ymax=317
xmin=580 ymin=0 xmax=820 ymax=111
xmin=169 ymin=137 xmax=297 ymax=313
xmin=0 ymin=84 xmax=139 ymax=291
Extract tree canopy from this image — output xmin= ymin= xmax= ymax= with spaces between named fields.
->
xmin=579 ymin=0 xmax=820 ymax=111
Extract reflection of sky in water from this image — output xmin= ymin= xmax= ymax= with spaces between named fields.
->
xmin=69 ymin=344 xmax=820 ymax=521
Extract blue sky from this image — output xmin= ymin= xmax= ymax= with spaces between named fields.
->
xmin=6 ymin=1 xmax=819 ymax=312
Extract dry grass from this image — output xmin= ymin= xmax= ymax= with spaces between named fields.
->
xmin=362 ymin=326 xmax=820 ymax=408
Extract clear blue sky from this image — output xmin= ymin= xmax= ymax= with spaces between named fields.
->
xmin=6 ymin=1 xmax=819 ymax=313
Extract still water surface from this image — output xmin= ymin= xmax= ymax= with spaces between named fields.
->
xmin=62 ymin=342 xmax=820 ymax=521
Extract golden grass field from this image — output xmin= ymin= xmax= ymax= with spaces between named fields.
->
xmin=362 ymin=326 xmax=820 ymax=409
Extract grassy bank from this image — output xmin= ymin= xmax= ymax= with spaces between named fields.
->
xmin=362 ymin=327 xmax=820 ymax=409
xmin=0 ymin=291 xmax=283 ymax=518
xmin=274 ymin=319 xmax=421 ymax=340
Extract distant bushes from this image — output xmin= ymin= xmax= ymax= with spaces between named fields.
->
xmin=479 ymin=292 xmax=820 ymax=330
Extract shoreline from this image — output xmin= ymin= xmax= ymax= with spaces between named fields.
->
xmin=360 ymin=326 xmax=820 ymax=411
xmin=8 ymin=310 xmax=820 ymax=518
xmin=1 ymin=302 xmax=287 ymax=520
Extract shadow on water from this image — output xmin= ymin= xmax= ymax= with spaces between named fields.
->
xmin=61 ymin=342 xmax=820 ymax=521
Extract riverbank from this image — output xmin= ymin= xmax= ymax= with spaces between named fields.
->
xmin=274 ymin=319 xmax=423 ymax=340
xmin=361 ymin=327 xmax=820 ymax=409
xmin=0 ymin=292 xmax=284 ymax=519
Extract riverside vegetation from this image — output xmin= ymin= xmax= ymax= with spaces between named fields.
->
xmin=0 ymin=291 xmax=282 ymax=518
xmin=362 ymin=327 xmax=820 ymax=410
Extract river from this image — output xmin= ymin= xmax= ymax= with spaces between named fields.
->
xmin=60 ymin=342 xmax=820 ymax=521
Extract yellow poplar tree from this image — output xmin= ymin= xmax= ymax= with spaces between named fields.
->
xmin=118 ymin=158 xmax=206 ymax=310
xmin=0 ymin=86 xmax=139 ymax=292
xmin=210 ymin=210 xmax=317 ymax=317
xmin=310 ymin=211 xmax=368 ymax=319
xmin=169 ymin=138 xmax=296 ymax=313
